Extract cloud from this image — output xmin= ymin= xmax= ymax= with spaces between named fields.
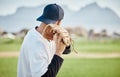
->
xmin=0 ymin=0 xmax=120 ymax=16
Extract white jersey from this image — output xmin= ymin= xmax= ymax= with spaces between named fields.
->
xmin=17 ymin=28 xmax=56 ymax=77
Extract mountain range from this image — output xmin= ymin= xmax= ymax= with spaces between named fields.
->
xmin=0 ymin=3 xmax=120 ymax=33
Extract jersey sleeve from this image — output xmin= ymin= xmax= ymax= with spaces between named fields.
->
xmin=27 ymin=41 xmax=48 ymax=77
xmin=41 ymin=55 xmax=63 ymax=77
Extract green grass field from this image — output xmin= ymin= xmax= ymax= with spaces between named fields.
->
xmin=0 ymin=38 xmax=22 ymax=51
xmin=0 ymin=58 xmax=120 ymax=77
xmin=0 ymin=37 xmax=120 ymax=77
xmin=1 ymin=38 xmax=120 ymax=52
xmin=0 ymin=58 xmax=17 ymax=77
xmin=73 ymin=38 xmax=120 ymax=52
xmin=57 ymin=58 xmax=120 ymax=77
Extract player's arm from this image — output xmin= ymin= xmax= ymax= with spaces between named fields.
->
xmin=41 ymin=55 xmax=63 ymax=77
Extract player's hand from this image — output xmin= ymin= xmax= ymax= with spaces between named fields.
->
xmin=53 ymin=27 xmax=70 ymax=56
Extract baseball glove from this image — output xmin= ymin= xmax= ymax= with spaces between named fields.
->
xmin=42 ymin=24 xmax=77 ymax=54
xmin=43 ymin=24 xmax=71 ymax=46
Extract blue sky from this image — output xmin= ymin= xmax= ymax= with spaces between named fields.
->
xmin=0 ymin=0 xmax=120 ymax=17
xmin=0 ymin=0 xmax=120 ymax=33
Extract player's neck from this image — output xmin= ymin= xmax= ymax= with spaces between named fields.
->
xmin=36 ymin=23 xmax=50 ymax=41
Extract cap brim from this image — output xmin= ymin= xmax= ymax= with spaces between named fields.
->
xmin=36 ymin=16 xmax=57 ymax=24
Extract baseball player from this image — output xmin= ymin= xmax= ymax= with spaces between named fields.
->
xmin=17 ymin=4 xmax=71 ymax=77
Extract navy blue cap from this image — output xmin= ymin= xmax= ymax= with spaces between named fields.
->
xmin=37 ymin=4 xmax=64 ymax=24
